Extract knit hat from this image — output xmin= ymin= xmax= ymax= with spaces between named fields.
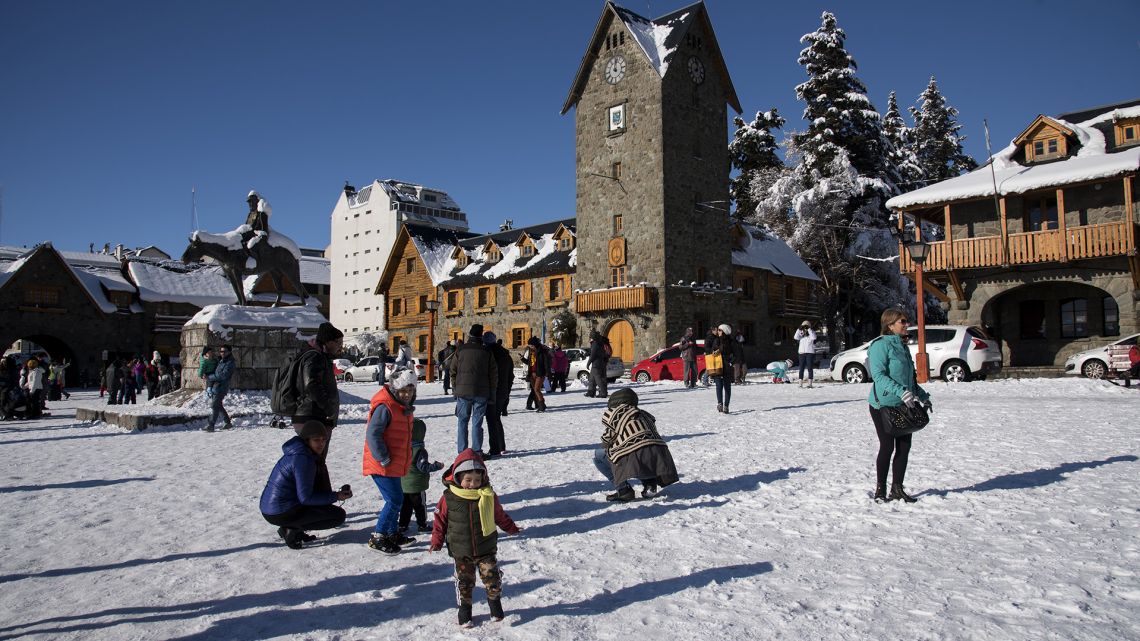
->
xmin=801 ymin=320 xmax=811 ymax=328
xmin=784 ymin=358 xmax=794 ymax=368
xmin=718 ymin=323 xmax=732 ymax=335
xmin=453 ymin=457 xmax=487 ymax=477
xmin=527 ymin=335 xmax=541 ymax=346
xmin=482 ymin=331 xmax=497 ymax=346
xmin=298 ymin=420 xmax=327 ymax=441
xmin=469 ymin=323 xmax=484 ymax=338
xmin=607 ymin=387 xmax=639 ymax=409
xmin=316 ymin=322 xmax=344 ymax=344
xmin=391 ymin=369 xmax=417 ymax=390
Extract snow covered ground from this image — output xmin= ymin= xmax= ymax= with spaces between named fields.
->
xmin=2 ymin=376 xmax=1138 ymax=640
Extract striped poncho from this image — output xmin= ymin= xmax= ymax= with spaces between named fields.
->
xmin=601 ymin=405 xmax=666 ymax=463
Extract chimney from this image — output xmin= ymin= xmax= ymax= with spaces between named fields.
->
xmin=499 ymin=219 xmax=514 ymax=232
xmin=344 ymin=181 xmax=356 ymax=197
xmin=114 ymin=243 xmax=124 ymax=260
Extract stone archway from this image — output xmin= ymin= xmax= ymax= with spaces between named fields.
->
xmin=605 ymin=319 xmax=635 ymax=363
xmin=4 ymin=334 xmax=80 ymax=386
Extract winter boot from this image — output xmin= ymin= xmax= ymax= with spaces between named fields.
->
xmin=716 ymin=404 xmax=723 ymax=413
xmin=391 ymin=532 xmax=416 ymax=546
xmin=606 ymin=487 xmax=636 ymax=502
xmin=888 ymin=483 xmax=917 ymax=503
xmin=488 ymin=597 xmax=505 ymax=621
xmin=458 ymin=603 xmax=473 ymax=627
xmin=799 ymin=379 xmax=805 ymax=387
xmin=642 ymin=482 xmax=658 ymax=498
xmin=873 ymin=483 xmax=887 ymax=503
xmin=806 ymin=381 xmax=814 ymax=389
xmin=723 ymin=404 xmax=729 ymax=414
xmin=281 ymin=528 xmax=304 ymax=550
xmin=367 ymin=533 xmax=401 ymax=555
xmin=222 ymin=422 xmax=234 ymax=430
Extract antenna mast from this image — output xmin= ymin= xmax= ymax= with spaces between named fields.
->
xmin=191 ymin=187 xmax=199 ymax=232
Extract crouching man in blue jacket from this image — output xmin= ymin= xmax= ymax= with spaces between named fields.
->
xmin=260 ymin=420 xmax=352 ymax=549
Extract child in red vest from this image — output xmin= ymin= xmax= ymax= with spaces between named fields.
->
xmin=363 ymin=369 xmax=418 ymax=555
xmin=430 ymin=449 xmax=521 ymax=627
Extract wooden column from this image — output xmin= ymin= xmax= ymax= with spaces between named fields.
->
xmin=944 ymin=204 xmax=953 ymax=270
xmin=999 ymin=197 xmax=1009 ymax=266
xmin=898 ymin=209 xmax=907 ymax=271
xmin=1126 ymin=176 xmax=1135 ymax=249
xmin=1056 ymin=188 xmax=1068 ymax=262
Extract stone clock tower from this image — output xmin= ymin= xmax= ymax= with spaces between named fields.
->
xmin=562 ymin=1 xmax=742 ymax=362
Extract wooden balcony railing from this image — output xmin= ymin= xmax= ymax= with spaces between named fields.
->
xmin=901 ymin=222 xmax=1138 ymax=272
xmin=770 ymin=297 xmax=820 ymax=318
xmin=575 ymin=285 xmax=650 ymax=313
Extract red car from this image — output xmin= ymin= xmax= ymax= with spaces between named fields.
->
xmin=630 ymin=340 xmax=707 ymax=384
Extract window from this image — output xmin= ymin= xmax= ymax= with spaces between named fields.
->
xmin=511 ymin=282 xmax=526 ymax=304
xmin=416 ymin=334 xmax=428 ymax=353
xmin=740 ymin=276 xmax=755 ymax=300
xmin=610 ymin=266 xmax=627 ymax=287
xmin=739 ymin=321 xmax=754 ymax=345
xmin=1024 ymin=195 xmax=1058 ymax=232
xmin=392 ymin=298 xmax=403 ymax=316
xmin=1027 ymin=135 xmax=1065 ymax=162
xmin=522 ymin=244 xmax=534 ymax=257
xmin=696 ymin=267 xmax=707 ymax=284
xmin=612 ymin=161 xmax=622 ymax=179
xmin=449 ymin=328 xmax=464 ymax=343
xmin=476 ymin=286 xmax=495 ymax=309
xmin=447 ymin=290 xmax=460 ymax=311
xmin=1060 ymin=298 xmax=1088 ymax=338
xmin=1103 ymin=296 xmax=1120 ymax=336
xmin=487 ymin=246 xmax=502 ymax=263
xmin=418 ymin=295 xmax=428 ymax=313
xmin=425 ymin=194 xmax=437 ymax=202
xmin=456 ymin=252 xmax=468 ymax=268
xmin=559 ymin=237 xmax=572 ymax=250
xmin=613 ymin=214 xmax=623 ymax=236
xmin=110 ymin=291 xmax=132 ymax=310
xmin=510 ymin=326 xmax=528 ymax=348
xmin=1019 ymin=300 xmax=1046 ymax=339
xmin=548 ymin=277 xmax=564 ymax=301
xmin=406 ymin=258 xmax=415 ymax=274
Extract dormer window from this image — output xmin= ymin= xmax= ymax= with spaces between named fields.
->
xmin=1115 ymin=119 xmax=1140 ymax=148
xmin=487 ymin=246 xmax=502 ymax=263
xmin=454 ymin=248 xmax=468 ymax=268
xmin=559 ymin=237 xmax=572 ymax=251
xmin=1014 ymin=115 xmax=1073 ymax=164
xmin=522 ymin=244 xmax=534 ymax=257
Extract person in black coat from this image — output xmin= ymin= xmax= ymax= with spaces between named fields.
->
xmin=524 ymin=336 xmax=550 ymax=412
xmin=483 ymin=333 xmax=515 ymax=456
xmin=291 ymin=322 xmax=343 ymax=456
xmin=585 ymin=330 xmax=610 ymax=398
xmin=709 ymin=324 xmax=736 ymax=413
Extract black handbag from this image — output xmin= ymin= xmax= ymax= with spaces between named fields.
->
xmin=873 ymin=387 xmax=929 ymax=436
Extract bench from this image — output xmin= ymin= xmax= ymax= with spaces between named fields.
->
xmin=1106 ymin=345 xmax=1138 ymax=388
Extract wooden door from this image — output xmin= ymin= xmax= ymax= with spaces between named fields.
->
xmin=607 ymin=320 xmax=634 ymax=363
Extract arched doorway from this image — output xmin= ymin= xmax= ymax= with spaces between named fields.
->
xmin=606 ymin=320 xmax=634 ymax=363
xmin=5 ymin=334 xmax=80 ymax=386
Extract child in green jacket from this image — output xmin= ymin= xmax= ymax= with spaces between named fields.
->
xmin=397 ymin=419 xmax=443 ymax=533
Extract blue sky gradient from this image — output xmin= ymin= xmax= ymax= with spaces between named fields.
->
xmin=1 ymin=0 xmax=1135 ymax=254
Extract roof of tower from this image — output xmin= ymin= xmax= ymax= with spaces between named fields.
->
xmin=561 ymin=1 xmax=741 ymax=115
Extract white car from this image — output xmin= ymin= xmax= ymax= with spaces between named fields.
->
xmin=1063 ymin=334 xmax=1140 ymax=378
xmin=829 ymin=325 xmax=1002 ymax=383
xmin=343 ymin=356 xmax=384 ymax=382
xmin=332 ymin=358 xmax=353 ymax=382
xmin=386 ymin=357 xmax=427 ymax=380
xmin=564 ymin=347 xmax=625 ymax=384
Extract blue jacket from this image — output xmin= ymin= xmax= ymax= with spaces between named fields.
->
xmin=867 ymin=334 xmax=930 ymax=409
xmin=208 ymin=355 xmax=235 ymax=394
xmin=259 ymin=436 xmax=337 ymax=515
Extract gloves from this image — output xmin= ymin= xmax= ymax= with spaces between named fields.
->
xmin=900 ymin=390 xmax=917 ymax=408
xmin=922 ymin=399 xmax=933 ymax=413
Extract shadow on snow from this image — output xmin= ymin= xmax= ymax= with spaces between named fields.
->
xmin=921 ymin=455 xmax=1138 ymax=497
xmin=0 ymin=476 xmax=156 ymax=494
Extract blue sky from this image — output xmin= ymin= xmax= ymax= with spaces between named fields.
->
xmin=1 ymin=1 xmax=1135 ymax=255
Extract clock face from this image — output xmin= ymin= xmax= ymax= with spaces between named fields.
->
xmin=604 ymin=55 xmax=626 ymax=84
xmin=688 ymin=56 xmax=705 ymax=84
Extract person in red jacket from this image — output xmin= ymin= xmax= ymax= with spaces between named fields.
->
xmin=430 ymin=449 xmax=521 ymax=627
xmin=363 ymin=369 xmax=417 ymax=554
xmin=1129 ymin=344 xmax=1140 ymax=378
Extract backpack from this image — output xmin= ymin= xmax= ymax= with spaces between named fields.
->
xmin=603 ymin=342 xmax=612 ymax=358
xmin=270 ymin=349 xmax=313 ymax=416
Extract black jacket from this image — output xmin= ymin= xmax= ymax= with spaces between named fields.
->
xmin=293 ymin=349 xmax=339 ymax=427
xmin=527 ymin=344 xmax=551 ymax=378
xmin=449 ymin=338 xmax=498 ymax=399
xmin=488 ymin=343 xmax=514 ymax=406
xmin=587 ymin=337 xmax=610 ymax=369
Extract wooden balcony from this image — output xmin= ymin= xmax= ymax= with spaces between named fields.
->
xmin=575 ymin=285 xmax=651 ymax=313
xmin=770 ymin=297 xmax=820 ymax=318
xmin=901 ymin=222 xmax=1139 ymax=273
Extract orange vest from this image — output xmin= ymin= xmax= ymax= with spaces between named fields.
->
xmin=362 ymin=386 xmax=413 ymax=477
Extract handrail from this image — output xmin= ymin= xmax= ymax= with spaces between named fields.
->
xmin=901 ymin=221 xmax=1134 ymax=272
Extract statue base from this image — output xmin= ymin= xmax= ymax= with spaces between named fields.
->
xmin=180 ymin=304 xmax=328 ymax=391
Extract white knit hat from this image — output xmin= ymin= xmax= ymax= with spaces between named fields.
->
xmin=391 ymin=369 xmax=417 ymax=390
xmin=718 ymin=323 xmax=732 ymax=334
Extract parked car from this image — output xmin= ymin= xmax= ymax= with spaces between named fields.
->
xmin=563 ymin=348 xmax=625 ymax=384
xmin=332 ymin=358 xmax=353 ymax=382
xmin=386 ymin=357 xmax=427 ymax=380
xmin=1063 ymin=333 xmax=1140 ymax=378
xmin=629 ymin=340 xmax=708 ymax=385
xmin=829 ymin=325 xmax=1002 ymax=383
xmin=343 ymin=356 xmax=384 ymax=382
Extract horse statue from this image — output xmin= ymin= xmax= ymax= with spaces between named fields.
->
xmin=181 ymin=227 xmax=307 ymax=307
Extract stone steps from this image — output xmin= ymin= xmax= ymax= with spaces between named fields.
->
xmin=987 ymin=366 xmax=1067 ymax=380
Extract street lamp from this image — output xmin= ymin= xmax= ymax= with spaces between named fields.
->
xmin=424 ymin=299 xmax=440 ymax=383
xmin=905 ymin=238 xmax=930 ymax=384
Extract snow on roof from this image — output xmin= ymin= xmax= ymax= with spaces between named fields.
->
xmin=732 ymin=225 xmax=821 ymax=281
xmin=375 ymin=180 xmax=462 ymax=211
xmin=442 ymin=218 xmax=576 ymax=286
xmin=128 ymin=259 xmax=238 ymax=306
xmin=888 ymin=105 xmax=1140 ymax=210
xmin=71 ymin=269 xmax=122 ymax=314
xmin=186 ymin=304 xmax=328 ymax=340
xmin=0 ymin=256 xmax=29 ymax=290
xmin=612 ymin=5 xmax=688 ymax=78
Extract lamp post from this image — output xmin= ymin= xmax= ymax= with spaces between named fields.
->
xmin=905 ymin=238 xmax=931 ymax=384
xmin=424 ymin=299 xmax=440 ymax=383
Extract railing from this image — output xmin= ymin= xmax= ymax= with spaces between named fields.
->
xmin=770 ymin=297 xmax=819 ymax=317
xmin=901 ymin=221 xmax=1136 ymax=272
xmin=575 ymin=286 xmax=649 ymax=313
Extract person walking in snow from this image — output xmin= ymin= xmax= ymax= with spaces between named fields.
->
xmin=867 ymin=308 xmax=932 ymax=503
xmin=22 ymin=358 xmax=44 ymax=419
xmin=585 ymin=330 xmax=610 ymax=398
xmin=679 ymin=327 xmax=698 ymax=388
xmin=549 ymin=343 xmax=570 ymax=393
xmin=438 ymin=340 xmax=456 ymax=395
xmin=524 ymin=336 xmax=549 ymax=412
xmin=204 ymin=346 xmax=235 ymax=431
xmin=794 ymin=320 xmax=817 ymax=387
xmin=397 ymin=419 xmax=444 ymax=535
xmin=259 ymin=420 xmax=351 ymax=550
xmin=363 ymin=369 xmax=418 ymax=554
xmin=483 ymin=333 xmax=514 ymax=457
xmin=708 ymin=324 xmax=735 ymax=413
xmin=430 ymin=449 xmax=521 ymax=627
xmin=449 ymin=324 xmax=498 ymax=454
xmin=121 ymin=358 xmax=139 ymax=405
xmin=594 ymin=388 xmax=678 ymax=502
xmin=105 ymin=358 xmax=122 ymax=405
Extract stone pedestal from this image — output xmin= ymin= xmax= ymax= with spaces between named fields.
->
xmin=180 ymin=305 xmax=328 ymax=391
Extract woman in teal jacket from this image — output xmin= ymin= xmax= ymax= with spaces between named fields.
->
xmin=867 ymin=309 xmax=931 ymax=503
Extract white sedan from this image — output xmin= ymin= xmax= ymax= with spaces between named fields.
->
xmin=564 ymin=348 xmax=625 ymax=384
xmin=830 ymin=325 xmax=1002 ymax=383
xmin=1063 ymin=334 xmax=1139 ymax=378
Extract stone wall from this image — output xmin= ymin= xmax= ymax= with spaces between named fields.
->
xmin=180 ymin=321 xmax=320 ymax=391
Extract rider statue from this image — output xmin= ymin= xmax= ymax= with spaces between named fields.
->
xmin=245 ymin=190 xmax=270 ymax=234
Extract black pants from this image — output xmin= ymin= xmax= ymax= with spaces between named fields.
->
xmin=869 ymin=405 xmax=912 ymax=488
xmin=486 ymin=401 xmax=507 ymax=455
xmin=587 ymin=365 xmax=608 ymax=397
xmin=398 ymin=491 xmax=427 ymax=529
xmin=262 ymin=504 xmax=346 ymax=532
xmin=26 ymin=390 xmax=43 ymax=419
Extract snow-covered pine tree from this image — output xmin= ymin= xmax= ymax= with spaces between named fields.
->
xmin=883 ymin=91 xmax=925 ymax=193
xmin=729 ymin=109 xmax=785 ymax=220
xmin=909 ymin=76 xmax=977 ymax=183
xmin=765 ymin=11 xmax=906 ymax=348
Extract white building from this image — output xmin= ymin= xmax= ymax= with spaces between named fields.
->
xmin=328 ymin=180 xmax=469 ymax=341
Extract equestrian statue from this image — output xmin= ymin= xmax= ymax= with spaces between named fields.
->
xmin=181 ymin=191 xmax=307 ymax=307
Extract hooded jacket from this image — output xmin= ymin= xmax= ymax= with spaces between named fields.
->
xmin=208 ymin=354 xmax=235 ymax=394
xmin=259 ymin=436 xmax=337 ymax=515
xmin=430 ymin=449 xmax=519 ymax=558
xmin=449 ymin=337 xmax=498 ymax=399
xmin=401 ymin=420 xmax=443 ymax=493
xmin=867 ymin=334 xmax=930 ymax=409
xmin=293 ymin=348 xmax=340 ymax=427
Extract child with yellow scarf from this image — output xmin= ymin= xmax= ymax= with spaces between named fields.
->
xmin=430 ymin=449 xmax=521 ymax=627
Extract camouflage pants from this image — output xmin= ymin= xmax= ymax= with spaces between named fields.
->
xmin=454 ymin=555 xmax=503 ymax=604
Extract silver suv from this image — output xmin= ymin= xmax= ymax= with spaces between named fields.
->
xmin=830 ymin=325 xmax=1002 ymax=383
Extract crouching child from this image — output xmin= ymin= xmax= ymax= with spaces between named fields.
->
xmin=430 ymin=449 xmax=521 ymax=627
